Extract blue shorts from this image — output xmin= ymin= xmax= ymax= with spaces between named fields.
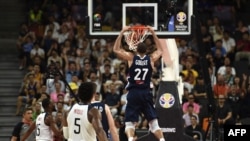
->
xmin=124 ymin=88 xmax=157 ymax=122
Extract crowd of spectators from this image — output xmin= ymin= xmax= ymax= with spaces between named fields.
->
xmin=14 ymin=0 xmax=250 ymax=141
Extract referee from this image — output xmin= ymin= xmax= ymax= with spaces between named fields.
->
xmin=11 ymin=107 xmax=35 ymax=141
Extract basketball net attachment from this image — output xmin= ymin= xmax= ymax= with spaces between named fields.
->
xmin=124 ymin=25 xmax=149 ymax=51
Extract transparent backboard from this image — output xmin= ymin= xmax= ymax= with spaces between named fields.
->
xmin=87 ymin=0 xmax=193 ymax=38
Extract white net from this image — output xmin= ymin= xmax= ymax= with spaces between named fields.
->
xmin=124 ymin=27 xmax=149 ymax=51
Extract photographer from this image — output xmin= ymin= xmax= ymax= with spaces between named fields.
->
xmin=45 ymin=67 xmax=65 ymax=95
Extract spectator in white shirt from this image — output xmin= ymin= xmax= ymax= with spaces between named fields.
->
xmin=222 ymin=30 xmax=236 ymax=54
xmin=30 ymin=42 xmax=45 ymax=60
xmin=183 ymin=104 xmax=199 ymax=127
xmin=43 ymin=15 xmax=60 ymax=39
xmin=57 ymin=24 xmax=69 ymax=44
xmin=217 ymin=57 xmax=236 ymax=76
xmin=222 ymin=30 xmax=236 ymax=61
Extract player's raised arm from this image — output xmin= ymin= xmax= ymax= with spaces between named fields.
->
xmin=147 ymin=26 xmax=163 ymax=62
xmin=89 ymin=108 xmax=109 ymax=141
xmin=113 ymin=26 xmax=133 ymax=61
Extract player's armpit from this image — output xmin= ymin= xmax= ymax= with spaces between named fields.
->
xmin=150 ymin=49 xmax=162 ymax=63
xmin=116 ymin=49 xmax=134 ymax=61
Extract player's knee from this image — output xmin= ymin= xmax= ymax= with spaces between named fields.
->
xmin=149 ymin=119 xmax=161 ymax=133
xmin=125 ymin=122 xmax=135 ymax=132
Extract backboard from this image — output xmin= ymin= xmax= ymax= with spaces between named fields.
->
xmin=87 ymin=0 xmax=194 ymax=38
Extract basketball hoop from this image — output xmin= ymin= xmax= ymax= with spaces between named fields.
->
xmin=124 ymin=25 xmax=149 ymax=51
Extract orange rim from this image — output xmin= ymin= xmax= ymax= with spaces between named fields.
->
xmin=129 ymin=25 xmax=147 ymax=30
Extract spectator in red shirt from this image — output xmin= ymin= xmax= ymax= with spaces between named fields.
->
xmin=213 ymin=74 xmax=229 ymax=98
xmin=235 ymin=32 xmax=250 ymax=64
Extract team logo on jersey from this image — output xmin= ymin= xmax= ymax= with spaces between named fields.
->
xmin=94 ymin=105 xmax=103 ymax=112
xmin=159 ymin=93 xmax=175 ymax=108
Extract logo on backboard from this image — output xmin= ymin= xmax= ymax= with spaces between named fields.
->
xmin=159 ymin=93 xmax=175 ymax=108
xmin=93 ymin=13 xmax=102 ymax=31
xmin=93 ymin=13 xmax=101 ymax=22
xmin=175 ymin=11 xmax=187 ymax=31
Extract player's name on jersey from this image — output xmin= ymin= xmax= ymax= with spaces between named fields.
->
xmin=135 ymin=60 xmax=148 ymax=66
xmin=224 ymin=125 xmax=250 ymax=140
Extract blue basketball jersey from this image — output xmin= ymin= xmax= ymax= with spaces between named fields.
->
xmin=90 ymin=101 xmax=110 ymax=138
xmin=126 ymin=55 xmax=152 ymax=90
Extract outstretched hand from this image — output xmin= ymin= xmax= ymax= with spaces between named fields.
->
xmin=121 ymin=26 xmax=130 ymax=33
xmin=146 ymin=25 xmax=155 ymax=33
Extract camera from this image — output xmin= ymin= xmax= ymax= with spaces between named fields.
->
xmin=45 ymin=61 xmax=58 ymax=79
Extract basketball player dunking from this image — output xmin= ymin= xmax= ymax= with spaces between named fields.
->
xmin=113 ymin=26 xmax=166 ymax=141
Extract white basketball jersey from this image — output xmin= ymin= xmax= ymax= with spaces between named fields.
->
xmin=67 ymin=103 xmax=96 ymax=141
xmin=36 ymin=113 xmax=54 ymax=141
